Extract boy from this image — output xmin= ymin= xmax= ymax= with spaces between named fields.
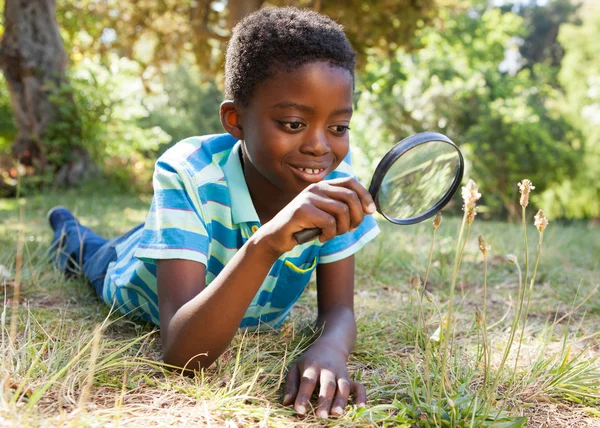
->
xmin=48 ymin=7 xmax=380 ymax=419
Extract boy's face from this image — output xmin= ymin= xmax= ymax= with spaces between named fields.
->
xmin=238 ymin=61 xmax=354 ymax=199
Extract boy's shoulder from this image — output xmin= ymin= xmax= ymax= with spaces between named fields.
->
xmin=157 ymin=133 xmax=238 ymax=180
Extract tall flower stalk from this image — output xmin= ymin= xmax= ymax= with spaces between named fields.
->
xmin=478 ymin=235 xmax=491 ymax=394
xmin=439 ymin=179 xmax=481 ymax=396
xmin=512 ymin=210 xmax=549 ymax=384
xmin=488 ymin=254 xmax=523 ymax=401
xmin=413 ymin=213 xmax=442 ymax=401
xmin=517 ymin=180 xmax=535 ymax=310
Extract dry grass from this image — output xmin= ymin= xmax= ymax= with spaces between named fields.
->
xmin=1 ymin=188 xmax=599 ymax=427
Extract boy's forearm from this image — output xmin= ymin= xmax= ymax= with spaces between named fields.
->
xmin=162 ymin=236 xmax=280 ymax=369
xmin=314 ymin=305 xmax=357 ymax=359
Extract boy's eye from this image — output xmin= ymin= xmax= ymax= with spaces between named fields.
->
xmin=330 ymin=125 xmax=350 ymax=135
xmin=280 ymin=121 xmax=305 ymax=131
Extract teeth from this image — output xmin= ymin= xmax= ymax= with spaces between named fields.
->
xmin=296 ymin=167 xmax=322 ymax=175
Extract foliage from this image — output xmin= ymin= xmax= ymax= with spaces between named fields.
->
xmin=0 ymin=74 xmax=15 ymax=155
xmin=512 ymin=0 xmax=580 ymax=77
xmin=534 ymin=1 xmax=600 ymax=219
xmin=139 ymin=65 xmax=224 ymax=154
xmin=351 ymin=7 xmax=581 ymax=218
xmin=56 ymin=0 xmax=438 ymax=79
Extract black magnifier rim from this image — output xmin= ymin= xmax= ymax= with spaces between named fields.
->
xmin=368 ymin=132 xmax=464 ymax=225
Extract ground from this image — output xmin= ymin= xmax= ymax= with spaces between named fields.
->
xmin=1 ymin=187 xmax=599 ymax=427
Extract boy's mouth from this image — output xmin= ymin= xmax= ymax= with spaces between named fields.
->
xmin=289 ymin=165 xmax=329 ymax=182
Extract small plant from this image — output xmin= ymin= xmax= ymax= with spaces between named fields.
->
xmin=389 ymin=177 xmax=600 ymax=427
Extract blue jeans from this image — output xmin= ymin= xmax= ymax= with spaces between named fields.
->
xmin=50 ymin=218 xmax=144 ymax=297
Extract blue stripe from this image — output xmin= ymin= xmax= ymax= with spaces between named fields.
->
xmin=207 ymin=257 xmax=225 ymax=279
xmin=184 ymin=134 xmax=236 ymax=172
xmin=155 ymin=188 xmax=201 ymax=212
xmin=256 ymin=290 xmax=271 ymax=306
xmin=202 ymin=183 xmax=231 ymax=206
xmin=211 ymin=221 xmax=243 ymax=250
xmin=138 ymin=228 xmax=209 ymax=254
xmin=156 ymin=160 xmax=178 ymax=175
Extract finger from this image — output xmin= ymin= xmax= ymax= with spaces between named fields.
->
xmin=294 ymin=366 xmax=318 ymax=415
xmin=313 ymin=184 xmax=365 ymax=231
xmin=283 ymin=363 xmax=299 ymax=406
xmin=326 ymin=177 xmax=376 ymax=214
xmin=308 ymin=193 xmax=352 ymax=235
xmin=351 ymin=381 xmax=367 ymax=408
xmin=330 ymin=377 xmax=351 ymax=416
xmin=316 ymin=369 xmax=337 ymax=418
xmin=293 ymin=203 xmax=338 ymax=243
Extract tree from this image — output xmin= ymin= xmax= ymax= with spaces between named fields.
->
xmin=350 ymin=6 xmax=581 ymax=218
xmin=57 ymin=0 xmax=437 ymax=80
xmin=534 ymin=1 xmax=600 ymax=219
xmin=0 ymin=0 xmax=438 ymax=187
xmin=0 ymin=0 xmax=94 ymax=185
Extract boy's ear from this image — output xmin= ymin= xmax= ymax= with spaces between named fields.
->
xmin=220 ymin=101 xmax=244 ymax=140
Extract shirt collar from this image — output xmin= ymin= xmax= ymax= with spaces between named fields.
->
xmin=222 ymin=141 xmax=260 ymax=224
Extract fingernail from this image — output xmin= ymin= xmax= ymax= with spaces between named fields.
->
xmin=317 ymin=410 xmax=328 ymax=419
xmin=368 ymin=202 xmax=376 ymax=213
xmin=283 ymin=394 xmax=291 ymax=404
xmin=349 ymin=227 xmax=357 ymax=233
xmin=331 ymin=406 xmax=343 ymax=415
xmin=296 ymin=405 xmax=306 ymax=415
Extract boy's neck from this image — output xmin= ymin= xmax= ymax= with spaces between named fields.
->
xmin=239 ymin=151 xmax=294 ymax=225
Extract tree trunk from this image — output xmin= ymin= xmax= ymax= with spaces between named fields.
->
xmin=226 ymin=0 xmax=264 ymax=30
xmin=0 ymin=0 xmax=94 ymax=185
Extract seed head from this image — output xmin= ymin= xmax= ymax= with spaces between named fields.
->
xmin=534 ymin=209 xmax=549 ymax=233
xmin=462 ymin=179 xmax=481 ymax=224
xmin=462 ymin=179 xmax=481 ymax=211
xmin=410 ymin=275 xmax=421 ymax=291
xmin=467 ymin=206 xmax=477 ymax=224
xmin=424 ymin=290 xmax=435 ymax=303
xmin=433 ymin=212 xmax=442 ymax=230
xmin=506 ymin=254 xmax=517 ymax=264
xmin=478 ymin=235 xmax=489 ymax=255
xmin=517 ymin=179 xmax=535 ymax=208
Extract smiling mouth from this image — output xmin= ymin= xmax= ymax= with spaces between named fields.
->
xmin=296 ymin=167 xmax=324 ymax=175
xmin=290 ymin=165 xmax=329 ymax=182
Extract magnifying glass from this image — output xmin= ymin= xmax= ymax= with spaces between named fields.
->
xmin=294 ymin=132 xmax=464 ymax=244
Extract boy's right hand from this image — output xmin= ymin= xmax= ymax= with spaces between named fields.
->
xmin=254 ymin=177 xmax=376 ymax=257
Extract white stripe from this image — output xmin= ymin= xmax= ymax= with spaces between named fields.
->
xmin=135 ymin=248 xmax=208 ymax=265
xmin=145 ymin=209 xmax=207 ymax=234
xmin=319 ymin=225 xmax=380 ymax=264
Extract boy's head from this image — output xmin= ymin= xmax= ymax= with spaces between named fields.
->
xmin=225 ymin=7 xmax=356 ymax=107
xmin=221 ymin=7 xmax=356 ymax=200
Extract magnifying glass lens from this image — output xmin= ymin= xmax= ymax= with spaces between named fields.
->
xmin=377 ymin=141 xmax=461 ymax=222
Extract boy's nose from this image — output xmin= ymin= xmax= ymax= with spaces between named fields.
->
xmin=299 ymin=130 xmax=330 ymax=156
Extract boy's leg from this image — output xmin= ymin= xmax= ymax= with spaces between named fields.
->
xmin=48 ymin=207 xmax=110 ymax=274
xmin=48 ymin=207 xmax=144 ymax=298
xmin=82 ymin=223 xmax=144 ymax=298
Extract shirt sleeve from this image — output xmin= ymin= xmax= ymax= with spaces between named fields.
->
xmin=319 ymin=150 xmax=381 ymax=264
xmin=134 ymin=158 xmax=210 ymax=266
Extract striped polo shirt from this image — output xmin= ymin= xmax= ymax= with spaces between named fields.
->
xmin=102 ymin=133 xmax=380 ymax=328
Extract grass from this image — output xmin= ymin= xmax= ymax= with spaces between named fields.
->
xmin=1 ymin=186 xmax=599 ymax=427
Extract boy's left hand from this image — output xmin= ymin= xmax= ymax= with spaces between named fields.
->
xmin=282 ymin=342 xmax=366 ymax=418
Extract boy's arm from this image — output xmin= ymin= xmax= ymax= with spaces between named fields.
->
xmin=157 ymin=234 xmax=279 ymax=370
xmin=282 ymin=255 xmax=366 ymax=418
xmin=157 ymin=177 xmax=375 ymax=371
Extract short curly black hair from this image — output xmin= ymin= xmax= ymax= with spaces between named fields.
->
xmin=225 ymin=7 xmax=356 ymax=106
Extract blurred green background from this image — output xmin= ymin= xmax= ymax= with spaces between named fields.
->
xmin=0 ymin=0 xmax=598 ymax=220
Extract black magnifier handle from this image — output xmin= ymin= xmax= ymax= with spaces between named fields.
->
xmin=294 ymin=227 xmax=322 ymax=244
